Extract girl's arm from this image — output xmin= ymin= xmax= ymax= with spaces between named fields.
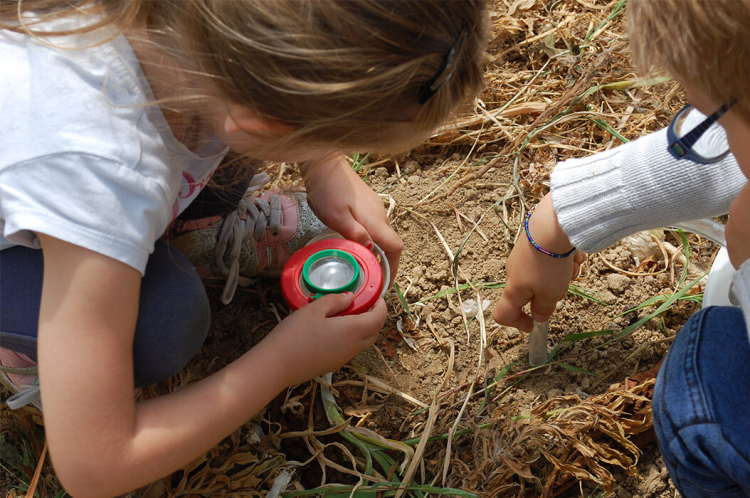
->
xmin=37 ymin=233 xmax=385 ymax=497
xmin=299 ymin=153 xmax=403 ymax=284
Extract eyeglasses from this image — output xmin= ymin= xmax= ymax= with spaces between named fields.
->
xmin=667 ymin=100 xmax=736 ymax=164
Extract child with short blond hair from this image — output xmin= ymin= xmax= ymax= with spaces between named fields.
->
xmin=0 ymin=1 xmax=488 ymax=495
xmin=494 ymin=0 xmax=750 ymax=495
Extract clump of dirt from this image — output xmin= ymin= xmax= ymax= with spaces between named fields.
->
xmin=1 ymin=0 xmax=716 ymax=496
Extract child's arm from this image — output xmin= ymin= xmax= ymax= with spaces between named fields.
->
xmin=300 ymin=154 xmax=403 ymax=284
xmin=551 ymin=121 xmax=744 ymax=252
xmin=496 ymin=120 xmax=745 ymax=332
xmin=37 ymin=233 xmax=385 ymax=497
xmin=492 ymin=194 xmax=585 ymax=332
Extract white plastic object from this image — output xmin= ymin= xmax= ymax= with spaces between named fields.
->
xmin=703 ymin=247 xmax=735 ymax=308
xmin=460 ymin=298 xmax=491 ymax=318
xmin=674 ymin=219 xmax=726 ymax=247
xmin=528 ymin=320 xmax=549 ymax=366
xmin=673 ymin=219 xmax=736 ymax=309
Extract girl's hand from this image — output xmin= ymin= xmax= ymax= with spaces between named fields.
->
xmin=492 ymin=194 xmax=585 ymax=332
xmin=726 ymin=182 xmax=750 ymax=268
xmin=300 ymin=154 xmax=403 ymax=285
xmin=266 ymin=293 xmax=387 ymax=386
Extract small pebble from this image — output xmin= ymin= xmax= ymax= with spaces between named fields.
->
xmin=374 ymin=167 xmax=389 ymax=179
xmin=607 ymin=273 xmax=631 ymax=294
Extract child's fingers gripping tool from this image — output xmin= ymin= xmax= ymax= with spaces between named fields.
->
xmin=281 ymin=233 xmax=390 ymax=316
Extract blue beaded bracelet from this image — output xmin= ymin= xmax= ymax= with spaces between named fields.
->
xmin=524 ymin=205 xmax=576 ymax=258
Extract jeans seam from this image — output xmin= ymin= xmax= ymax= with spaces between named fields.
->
xmin=684 ymin=308 xmax=712 ymax=424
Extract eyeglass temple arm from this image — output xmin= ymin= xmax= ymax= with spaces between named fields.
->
xmin=679 ymin=100 xmax=737 ymax=149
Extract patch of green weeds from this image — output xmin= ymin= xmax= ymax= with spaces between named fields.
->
xmin=351 ymin=152 xmax=372 ymax=182
xmin=393 ymin=282 xmax=413 ymax=321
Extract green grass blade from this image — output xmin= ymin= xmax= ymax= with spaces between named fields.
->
xmin=417 ymin=281 xmax=505 ymax=303
xmin=561 ymin=329 xmax=615 ymax=343
xmin=614 ymin=273 xmax=706 ymax=339
xmin=352 ymin=152 xmax=371 ymax=173
xmin=567 ymin=285 xmax=609 ymax=305
xmin=585 ymin=0 xmax=627 ymax=41
xmin=612 ymin=230 xmax=702 ymax=340
xmin=619 ymin=293 xmax=703 ymax=316
xmin=513 ymin=77 xmax=671 ymax=157
xmin=479 ymin=360 xmax=520 ymax=413
xmin=371 ymin=451 xmax=399 ymax=481
xmin=283 ymin=482 xmax=478 ymax=497
xmin=547 ymin=329 xmax=614 ymax=361
xmin=586 ymin=117 xmax=630 ymax=144
xmin=378 ymin=168 xmax=410 ymax=193
xmin=559 ymin=363 xmax=597 ymax=376
xmin=451 ymin=207 xmax=492 ymax=277
xmin=401 ymin=423 xmax=494 ymax=447
xmin=393 ymin=282 xmax=414 ymax=321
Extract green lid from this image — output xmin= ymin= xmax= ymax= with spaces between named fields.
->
xmin=302 ymin=249 xmax=360 ymax=297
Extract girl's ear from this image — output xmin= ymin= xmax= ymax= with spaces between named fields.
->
xmin=223 ymin=105 xmax=294 ymax=136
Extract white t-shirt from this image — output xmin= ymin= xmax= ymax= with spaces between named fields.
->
xmin=0 ymin=19 xmax=228 ymax=274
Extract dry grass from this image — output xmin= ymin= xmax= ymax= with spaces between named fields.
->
xmin=0 ymin=0 xmax=692 ymax=496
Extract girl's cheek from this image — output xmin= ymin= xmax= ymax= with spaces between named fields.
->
xmin=726 ymin=123 xmax=750 ymax=181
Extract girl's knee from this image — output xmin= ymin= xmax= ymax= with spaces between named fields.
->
xmin=132 ymin=241 xmax=211 ymax=386
xmin=132 ymin=284 xmax=210 ymax=387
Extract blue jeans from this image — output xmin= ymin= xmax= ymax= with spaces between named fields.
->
xmin=0 ymin=240 xmax=210 ymax=387
xmin=653 ymin=305 xmax=750 ymax=497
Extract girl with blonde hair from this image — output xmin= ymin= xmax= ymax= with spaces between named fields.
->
xmin=0 ymin=1 xmax=488 ymax=495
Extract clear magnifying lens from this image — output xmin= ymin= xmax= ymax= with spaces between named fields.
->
xmin=307 ymin=256 xmax=355 ymax=290
xmin=282 ymin=239 xmax=383 ymax=313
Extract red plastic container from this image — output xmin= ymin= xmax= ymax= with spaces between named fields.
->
xmin=281 ymin=238 xmax=384 ymax=316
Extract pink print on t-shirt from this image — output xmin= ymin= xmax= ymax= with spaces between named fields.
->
xmin=171 ymin=170 xmax=213 ymax=220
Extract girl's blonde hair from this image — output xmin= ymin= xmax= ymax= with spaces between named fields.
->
xmin=3 ymin=0 xmax=488 ymax=155
xmin=628 ymin=0 xmax=750 ymax=124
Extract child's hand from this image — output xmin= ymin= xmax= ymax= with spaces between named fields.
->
xmin=300 ymin=154 xmax=402 ymax=285
xmin=726 ymin=183 xmax=750 ymax=268
xmin=492 ymin=194 xmax=585 ymax=332
xmin=266 ymin=292 xmax=387 ymax=386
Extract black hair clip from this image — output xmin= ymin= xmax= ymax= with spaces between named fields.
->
xmin=418 ymin=27 xmax=468 ymax=105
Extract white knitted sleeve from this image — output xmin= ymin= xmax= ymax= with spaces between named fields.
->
xmin=550 ymin=110 xmax=746 ymax=253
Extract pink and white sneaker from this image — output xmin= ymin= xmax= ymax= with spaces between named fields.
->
xmin=169 ymin=172 xmax=329 ymax=304
xmin=0 ymin=348 xmax=40 ymax=410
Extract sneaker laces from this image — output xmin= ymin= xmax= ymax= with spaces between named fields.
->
xmin=214 ymin=172 xmax=282 ymax=304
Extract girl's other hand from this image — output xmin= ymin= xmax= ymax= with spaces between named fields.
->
xmin=267 ymin=292 xmax=387 ymax=386
xmin=301 ymin=155 xmax=403 ymax=285
xmin=492 ymin=194 xmax=583 ymax=332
